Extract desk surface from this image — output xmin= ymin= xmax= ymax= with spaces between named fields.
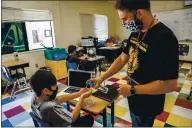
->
xmin=78 ymin=55 xmax=105 ymax=62
xmin=3 ymin=59 xmax=29 ymax=68
xmin=180 ymin=63 xmax=192 ymax=70
xmin=99 ymin=47 xmax=120 ymax=50
xmin=57 ymin=86 xmax=121 ymax=115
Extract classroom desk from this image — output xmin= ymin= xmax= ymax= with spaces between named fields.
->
xmin=78 ymin=55 xmax=105 ymax=73
xmin=58 ymin=86 xmax=121 ymax=127
xmin=78 ymin=55 xmax=105 ymax=62
xmin=98 ymin=47 xmax=122 ymax=62
xmin=2 ymin=59 xmax=29 ymax=78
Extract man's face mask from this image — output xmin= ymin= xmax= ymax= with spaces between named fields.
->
xmin=47 ymin=86 xmax=58 ymax=100
xmin=123 ymin=12 xmax=143 ymax=32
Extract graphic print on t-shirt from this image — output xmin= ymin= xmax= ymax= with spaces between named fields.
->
xmin=127 ymin=46 xmax=139 ymax=74
xmin=127 ymin=37 xmax=148 ymax=74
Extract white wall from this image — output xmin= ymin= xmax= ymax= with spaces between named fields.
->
xmin=2 ymin=1 xmax=117 ymax=79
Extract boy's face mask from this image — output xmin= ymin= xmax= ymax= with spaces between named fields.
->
xmin=47 ymin=86 xmax=58 ymax=100
xmin=123 ymin=11 xmax=143 ymax=32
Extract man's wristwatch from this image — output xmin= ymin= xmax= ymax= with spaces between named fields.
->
xmin=130 ymin=86 xmax=135 ymax=95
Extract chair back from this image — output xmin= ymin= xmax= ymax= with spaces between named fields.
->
xmin=66 ymin=62 xmax=78 ymax=70
xmin=1 ymin=65 xmax=12 ymax=81
xmin=29 ymin=112 xmax=51 ymax=127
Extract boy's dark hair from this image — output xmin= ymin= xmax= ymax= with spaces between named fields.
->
xmin=30 ymin=70 xmax=57 ymax=97
xmin=68 ymin=45 xmax=77 ymax=54
xmin=115 ymin=0 xmax=151 ymax=11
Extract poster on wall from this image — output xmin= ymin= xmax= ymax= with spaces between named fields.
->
xmin=32 ymin=28 xmax=44 ymax=43
xmin=25 ymin=21 xmax=54 ymax=50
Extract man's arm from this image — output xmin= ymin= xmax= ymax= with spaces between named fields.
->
xmin=135 ymin=79 xmax=177 ymax=94
xmin=100 ymin=53 xmax=129 ymax=81
xmin=118 ymin=79 xmax=177 ymax=97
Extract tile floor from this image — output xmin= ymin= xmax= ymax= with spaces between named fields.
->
xmin=1 ymin=63 xmax=192 ymax=127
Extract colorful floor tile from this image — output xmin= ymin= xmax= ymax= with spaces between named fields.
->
xmin=175 ymin=98 xmax=192 ymax=109
xmin=156 ymin=111 xmax=170 ymax=122
xmin=153 ymin=119 xmax=166 ymax=127
xmin=164 ymin=95 xmax=177 ymax=113
xmin=2 ymin=119 xmax=13 ymax=127
xmin=1 ymin=63 xmax=192 ymax=127
xmin=2 ymin=93 xmax=10 ymax=99
xmin=166 ymin=113 xmax=192 ymax=126
xmin=96 ymin=113 xmax=120 ymax=127
xmin=115 ymin=118 xmax=132 ymax=127
xmin=166 ymin=91 xmax=179 ymax=98
xmin=171 ymin=105 xmax=192 ymax=120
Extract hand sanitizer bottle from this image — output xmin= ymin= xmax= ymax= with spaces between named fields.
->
xmin=96 ymin=65 xmax=100 ymax=78
xmin=85 ymin=83 xmax=94 ymax=107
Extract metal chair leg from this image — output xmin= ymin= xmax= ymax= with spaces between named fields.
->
xmin=4 ymin=82 xmax=9 ymax=94
xmin=23 ymin=77 xmax=28 ymax=87
xmin=17 ymin=79 xmax=22 ymax=89
xmin=10 ymin=82 xmax=17 ymax=99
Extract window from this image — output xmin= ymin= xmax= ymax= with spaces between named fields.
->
xmin=80 ymin=14 xmax=108 ymax=41
xmin=93 ymin=14 xmax=108 ymax=41
xmin=1 ymin=22 xmax=28 ymax=54
xmin=1 ymin=21 xmax=55 ymax=55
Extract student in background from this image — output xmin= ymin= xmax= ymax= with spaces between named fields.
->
xmin=67 ymin=45 xmax=95 ymax=71
xmin=67 ymin=45 xmax=79 ymax=63
xmin=67 ymin=45 xmax=87 ymax=70
xmin=87 ymin=0 xmax=179 ymax=127
xmin=30 ymin=70 xmax=94 ymax=127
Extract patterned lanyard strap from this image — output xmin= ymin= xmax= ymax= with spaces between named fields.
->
xmin=135 ymin=18 xmax=155 ymax=50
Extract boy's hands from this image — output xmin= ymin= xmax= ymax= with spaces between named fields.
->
xmin=80 ymin=91 xmax=92 ymax=99
xmin=79 ymin=88 xmax=90 ymax=95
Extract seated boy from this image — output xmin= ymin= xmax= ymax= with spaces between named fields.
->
xmin=30 ymin=70 xmax=94 ymax=127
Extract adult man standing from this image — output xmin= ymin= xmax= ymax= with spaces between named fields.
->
xmin=87 ymin=0 xmax=179 ymax=126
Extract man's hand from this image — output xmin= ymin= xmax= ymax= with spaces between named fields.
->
xmin=118 ymin=84 xmax=131 ymax=97
xmin=80 ymin=91 xmax=92 ymax=99
xmin=86 ymin=78 xmax=103 ymax=89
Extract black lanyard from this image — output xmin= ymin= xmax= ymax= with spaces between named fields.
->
xmin=135 ymin=18 xmax=155 ymax=52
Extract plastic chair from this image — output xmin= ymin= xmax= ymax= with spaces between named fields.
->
xmin=66 ymin=62 xmax=78 ymax=70
xmin=1 ymin=65 xmax=30 ymax=98
xmin=29 ymin=112 xmax=51 ymax=127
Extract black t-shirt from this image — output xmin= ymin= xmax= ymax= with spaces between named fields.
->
xmin=123 ymin=22 xmax=179 ymax=116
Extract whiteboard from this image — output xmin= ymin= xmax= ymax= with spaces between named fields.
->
xmin=153 ymin=8 xmax=192 ymax=41
xmin=185 ymin=0 xmax=192 ymax=6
